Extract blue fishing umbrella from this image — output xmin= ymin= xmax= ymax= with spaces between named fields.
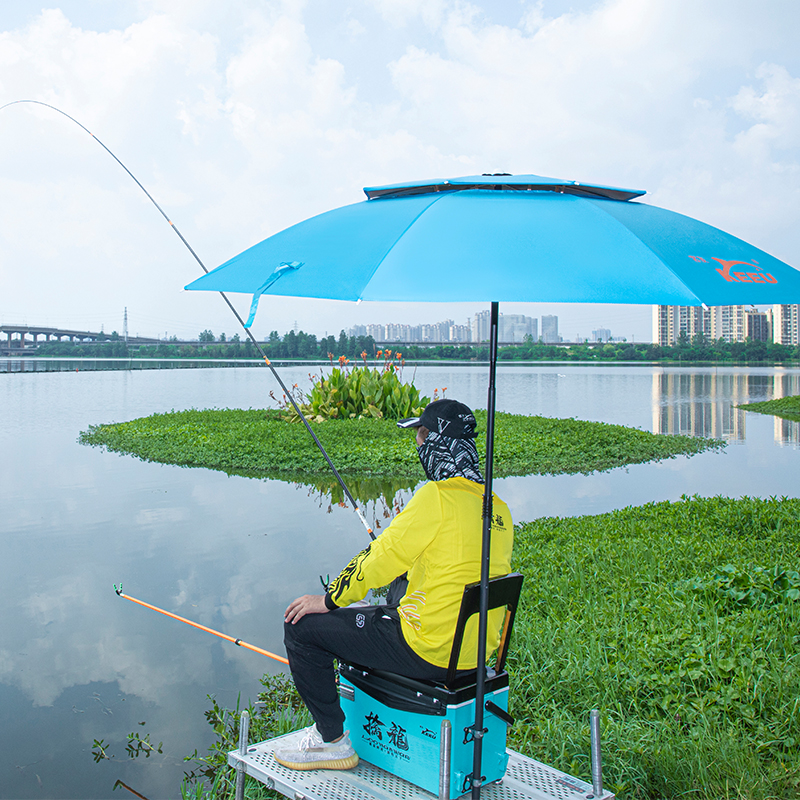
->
xmin=185 ymin=173 xmax=800 ymax=799
xmin=187 ymin=173 xmax=800 ymax=316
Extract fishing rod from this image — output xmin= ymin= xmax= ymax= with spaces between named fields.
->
xmin=1 ymin=99 xmax=375 ymax=541
xmin=114 ymin=585 xmax=289 ymax=665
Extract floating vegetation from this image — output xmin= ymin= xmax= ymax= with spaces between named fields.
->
xmin=739 ymin=394 xmax=800 ymax=422
xmin=79 ymin=409 xmax=725 ymax=479
xmin=509 ymin=495 xmax=800 ymax=799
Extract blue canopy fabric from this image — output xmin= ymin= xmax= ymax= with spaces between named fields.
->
xmin=186 ymin=174 xmax=800 ymax=320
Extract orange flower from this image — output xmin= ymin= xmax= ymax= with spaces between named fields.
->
xmin=396 ymin=352 xmax=402 ymax=359
xmin=377 ymin=350 xmax=383 ymax=358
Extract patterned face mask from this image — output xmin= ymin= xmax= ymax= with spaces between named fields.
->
xmin=416 ymin=431 xmax=484 ymax=484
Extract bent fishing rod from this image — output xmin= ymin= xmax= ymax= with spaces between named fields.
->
xmin=114 ymin=585 xmax=289 ymax=665
xmin=1 ymin=99 xmax=374 ymax=541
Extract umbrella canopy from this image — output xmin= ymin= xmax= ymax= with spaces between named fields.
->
xmin=186 ymin=173 xmax=800 ymax=313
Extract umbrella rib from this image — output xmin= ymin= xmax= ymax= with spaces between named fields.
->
xmin=586 ymin=199 xmax=706 ymax=305
xmin=356 ymin=194 xmax=450 ymax=297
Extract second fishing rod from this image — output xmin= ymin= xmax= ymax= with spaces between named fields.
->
xmin=1 ymin=99 xmax=376 ymax=542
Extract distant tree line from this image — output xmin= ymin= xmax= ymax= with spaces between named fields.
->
xmin=29 ymin=329 xmax=800 ymax=363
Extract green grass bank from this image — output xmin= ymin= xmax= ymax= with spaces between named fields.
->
xmin=508 ymin=495 xmax=800 ymax=799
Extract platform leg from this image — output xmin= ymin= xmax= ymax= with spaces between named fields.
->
xmin=235 ymin=710 xmax=250 ymax=800
xmin=438 ymin=719 xmax=452 ymax=800
xmin=590 ymin=709 xmax=603 ymax=797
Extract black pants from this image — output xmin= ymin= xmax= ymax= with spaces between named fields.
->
xmin=284 ymin=606 xmax=449 ymax=742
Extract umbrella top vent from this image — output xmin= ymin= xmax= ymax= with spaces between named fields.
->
xmin=363 ymin=173 xmax=646 ymax=203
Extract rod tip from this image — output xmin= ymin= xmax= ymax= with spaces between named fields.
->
xmin=114 ymin=583 xmax=123 ymax=596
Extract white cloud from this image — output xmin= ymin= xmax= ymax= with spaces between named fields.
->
xmin=1 ymin=0 xmax=799 ymax=341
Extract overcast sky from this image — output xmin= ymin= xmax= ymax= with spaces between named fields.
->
xmin=1 ymin=0 xmax=799 ymax=342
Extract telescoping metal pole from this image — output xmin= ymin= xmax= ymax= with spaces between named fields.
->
xmin=438 ymin=719 xmax=452 ymax=800
xmin=470 ymin=301 xmax=500 ymax=800
xmin=590 ymin=709 xmax=604 ymax=797
xmin=235 ymin=710 xmax=251 ymax=800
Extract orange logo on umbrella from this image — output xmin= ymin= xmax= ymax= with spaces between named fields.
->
xmin=711 ymin=257 xmax=777 ymax=284
xmin=689 ymin=255 xmax=777 ymax=284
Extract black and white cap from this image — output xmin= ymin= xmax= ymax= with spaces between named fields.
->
xmin=397 ymin=399 xmax=478 ymax=440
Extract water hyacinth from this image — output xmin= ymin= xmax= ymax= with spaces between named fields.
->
xmin=276 ymin=350 xmax=429 ymax=422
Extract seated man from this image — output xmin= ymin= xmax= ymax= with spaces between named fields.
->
xmin=275 ymin=399 xmax=514 ymax=770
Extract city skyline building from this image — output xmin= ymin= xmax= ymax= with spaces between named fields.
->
xmin=592 ymin=327 xmax=612 ymax=343
xmin=471 ymin=310 xmax=491 ymax=343
xmin=746 ymin=308 xmax=771 ymax=342
xmin=709 ymin=305 xmax=746 ymax=343
xmin=773 ymin=304 xmax=800 ymax=346
xmin=652 ymin=305 xmax=710 ymax=346
xmin=353 ymin=312 xmax=544 ymax=344
xmin=652 ymin=304 xmax=784 ymax=345
xmin=541 ymin=315 xmax=560 ymax=343
xmin=499 ymin=314 xmax=538 ymax=343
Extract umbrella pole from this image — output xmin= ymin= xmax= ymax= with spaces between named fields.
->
xmin=471 ymin=301 xmax=499 ymax=800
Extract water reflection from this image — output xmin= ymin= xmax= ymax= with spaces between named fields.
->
xmin=773 ymin=416 xmax=800 ymax=446
xmin=651 ymin=369 xmax=800 ymax=445
xmin=290 ymin=475 xmax=419 ymax=533
xmin=0 ymin=357 xmax=265 ymax=373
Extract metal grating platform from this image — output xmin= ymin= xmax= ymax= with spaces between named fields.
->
xmin=228 ymin=730 xmax=615 ymax=800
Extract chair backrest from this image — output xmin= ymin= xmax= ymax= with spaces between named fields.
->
xmin=445 ymin=572 xmax=524 ymax=687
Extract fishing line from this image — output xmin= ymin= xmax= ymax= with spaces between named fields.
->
xmin=114 ymin=585 xmax=289 ymax=665
xmin=1 ymin=99 xmax=375 ymax=540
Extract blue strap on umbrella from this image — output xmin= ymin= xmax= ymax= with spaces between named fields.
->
xmin=245 ymin=261 xmax=303 ymax=328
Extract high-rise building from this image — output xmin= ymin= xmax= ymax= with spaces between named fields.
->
xmin=653 ymin=305 xmax=780 ymax=345
xmin=709 ymin=305 xmax=746 ymax=343
xmin=592 ymin=327 xmax=611 ymax=343
xmin=541 ymin=315 xmax=559 ymax=343
xmin=366 ymin=324 xmax=385 ymax=341
xmin=472 ymin=310 xmax=491 ymax=342
xmin=499 ymin=314 xmax=537 ymax=343
xmin=773 ymin=304 xmax=800 ymax=346
xmin=652 ymin=305 xmax=710 ymax=346
xmin=448 ymin=324 xmax=471 ymax=343
xmin=745 ymin=308 xmax=770 ymax=342
xmin=473 ymin=311 xmax=537 ymax=342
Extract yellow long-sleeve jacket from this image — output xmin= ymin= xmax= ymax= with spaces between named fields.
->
xmin=324 ymin=476 xmax=513 ymax=670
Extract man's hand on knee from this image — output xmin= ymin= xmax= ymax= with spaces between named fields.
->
xmin=285 ymin=594 xmax=330 ymax=624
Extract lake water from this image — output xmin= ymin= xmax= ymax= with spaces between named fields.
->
xmin=1 ymin=362 xmax=799 ymax=799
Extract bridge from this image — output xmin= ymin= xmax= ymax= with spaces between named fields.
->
xmin=0 ymin=324 xmax=160 ymax=354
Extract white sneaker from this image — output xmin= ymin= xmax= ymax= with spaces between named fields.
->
xmin=273 ymin=724 xmax=359 ymax=771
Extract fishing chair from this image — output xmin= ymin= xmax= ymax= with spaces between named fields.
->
xmin=338 ymin=572 xmax=524 ymax=797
